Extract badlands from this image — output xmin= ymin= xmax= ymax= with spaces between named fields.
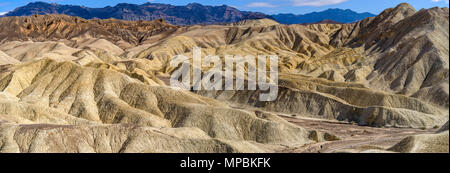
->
xmin=0 ymin=3 xmax=448 ymax=153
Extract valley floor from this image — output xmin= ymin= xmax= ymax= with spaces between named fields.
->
xmin=278 ymin=115 xmax=436 ymax=153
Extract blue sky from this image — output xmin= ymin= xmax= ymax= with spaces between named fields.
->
xmin=0 ymin=0 xmax=449 ymax=15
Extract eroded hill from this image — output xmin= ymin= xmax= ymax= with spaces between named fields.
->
xmin=0 ymin=3 xmax=448 ymax=153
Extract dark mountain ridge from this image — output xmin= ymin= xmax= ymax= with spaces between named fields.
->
xmin=1 ymin=1 xmax=376 ymax=25
xmin=272 ymin=8 xmax=376 ymax=24
xmin=2 ymin=2 xmax=270 ymax=26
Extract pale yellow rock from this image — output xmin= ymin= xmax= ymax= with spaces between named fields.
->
xmin=0 ymin=3 xmax=448 ymax=153
xmin=388 ymin=131 xmax=449 ymax=153
xmin=0 ymin=59 xmax=333 ymax=153
xmin=229 ymin=18 xmax=280 ymax=27
xmin=0 ymin=50 xmax=20 ymax=65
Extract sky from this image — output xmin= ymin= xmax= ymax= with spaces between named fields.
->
xmin=0 ymin=0 xmax=449 ymax=15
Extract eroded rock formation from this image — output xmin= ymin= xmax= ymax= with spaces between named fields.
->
xmin=0 ymin=3 xmax=448 ymax=153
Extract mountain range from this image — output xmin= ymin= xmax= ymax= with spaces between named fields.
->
xmin=1 ymin=1 xmax=376 ymax=25
xmin=272 ymin=8 xmax=375 ymax=24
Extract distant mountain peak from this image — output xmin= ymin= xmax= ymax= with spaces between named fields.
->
xmin=272 ymin=8 xmax=376 ymax=24
xmin=187 ymin=2 xmax=203 ymax=6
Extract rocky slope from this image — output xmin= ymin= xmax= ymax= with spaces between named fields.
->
xmin=129 ymin=3 xmax=448 ymax=128
xmin=388 ymin=121 xmax=449 ymax=153
xmin=0 ymin=58 xmax=338 ymax=153
xmin=0 ymin=3 xmax=448 ymax=153
xmin=0 ymin=14 xmax=179 ymax=49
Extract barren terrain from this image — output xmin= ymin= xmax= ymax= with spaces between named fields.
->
xmin=0 ymin=3 xmax=448 ymax=153
xmin=279 ymin=115 xmax=437 ymax=153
